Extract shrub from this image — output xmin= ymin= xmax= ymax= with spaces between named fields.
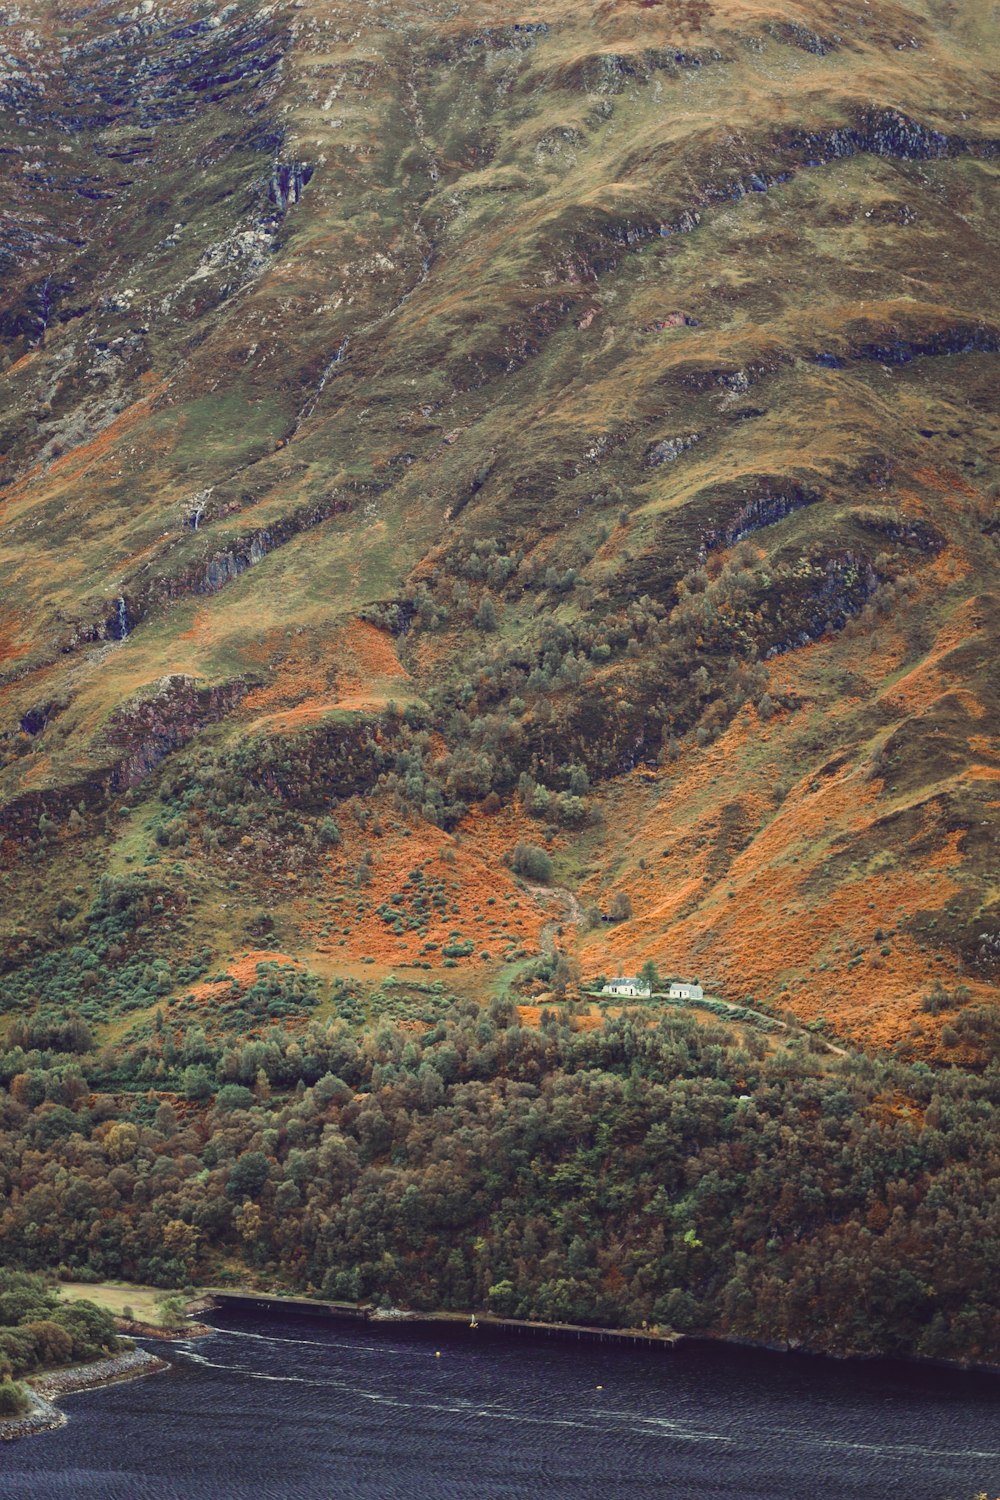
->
xmin=319 ymin=818 xmax=342 ymax=847
xmin=607 ymin=891 xmax=633 ymax=922
xmin=442 ymin=940 xmax=474 ymax=958
xmin=556 ymin=793 xmax=587 ymax=825
xmin=215 ymin=1084 xmax=254 ymax=1113
xmin=182 ymin=1064 xmax=213 ymax=1101
xmin=511 ymin=843 xmax=553 ymax=883
xmin=474 ymin=596 xmax=498 ymax=631
xmin=0 ymin=1377 xmax=26 ymax=1416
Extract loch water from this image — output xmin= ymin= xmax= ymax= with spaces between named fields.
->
xmin=3 ymin=1308 xmax=999 ymax=1498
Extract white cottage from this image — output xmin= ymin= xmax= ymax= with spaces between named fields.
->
xmin=668 ymin=981 xmax=703 ymax=1001
xmin=601 ymin=976 xmax=652 ymax=998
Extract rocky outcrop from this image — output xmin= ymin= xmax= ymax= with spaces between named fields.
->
xmin=646 ymin=433 xmax=701 ymax=466
xmin=973 ymin=929 xmax=1000 ymax=974
xmin=429 ymin=22 xmax=549 ymax=63
xmin=704 ymin=486 xmax=821 ymax=551
xmin=0 ymin=277 xmax=79 ymax=348
xmin=0 ymin=676 xmax=251 ymax=841
xmin=786 ymin=108 xmax=967 ymax=163
xmin=68 ymin=493 xmax=356 ymax=653
xmin=99 ymin=675 xmax=251 ymax=790
xmin=61 ymin=6 xmax=290 ymax=132
xmin=548 ymin=107 xmax=997 ymax=288
xmin=239 ymin=713 xmax=401 ymax=812
xmin=0 ymin=767 xmax=110 ymax=846
xmin=268 ymin=161 xmax=314 ymax=213
xmin=853 ymin=323 xmax=1000 ymax=364
xmin=764 ymin=553 xmax=881 ymax=656
xmin=852 ymin=507 xmax=944 ymax=555
xmin=812 ymin=323 xmax=1000 ymax=372
xmin=170 ymin=493 xmax=357 ymax=601
xmin=19 ymin=699 xmax=68 ymax=737
xmin=766 ymin=20 xmax=833 ymax=55
xmin=680 ymin=358 xmax=786 ymax=395
xmin=553 ymin=44 xmax=723 ymax=95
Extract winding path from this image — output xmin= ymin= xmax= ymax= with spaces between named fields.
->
xmin=527 ymin=883 xmax=587 ymax=956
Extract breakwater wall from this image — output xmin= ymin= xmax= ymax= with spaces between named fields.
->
xmin=207 ymin=1292 xmax=681 ymax=1350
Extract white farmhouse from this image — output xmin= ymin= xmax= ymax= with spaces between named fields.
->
xmin=668 ymin=980 xmax=704 ymax=1001
xmin=601 ymin=976 xmax=651 ymax=998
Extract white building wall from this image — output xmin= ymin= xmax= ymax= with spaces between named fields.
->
xmin=668 ymin=982 xmax=703 ymax=1000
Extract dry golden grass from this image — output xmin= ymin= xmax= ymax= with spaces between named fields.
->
xmin=54 ymin=1282 xmax=173 ymax=1325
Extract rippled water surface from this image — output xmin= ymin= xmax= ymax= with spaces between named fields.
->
xmin=4 ymin=1310 xmax=999 ymax=1498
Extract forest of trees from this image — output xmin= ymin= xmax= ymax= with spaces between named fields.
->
xmin=1 ymin=1000 xmax=998 ymax=1365
xmin=0 ymin=1268 xmax=121 ymax=1413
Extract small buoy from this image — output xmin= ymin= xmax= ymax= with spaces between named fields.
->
xmin=435 ymin=1350 xmax=441 ymax=1358
xmin=596 ymin=1384 xmax=603 ymax=1391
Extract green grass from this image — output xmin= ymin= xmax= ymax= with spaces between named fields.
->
xmin=54 ymin=1281 xmax=181 ymax=1327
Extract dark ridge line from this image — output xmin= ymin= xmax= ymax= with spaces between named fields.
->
xmin=813 ymin=324 xmax=1000 ymax=369
xmin=0 ymin=489 xmax=361 ymax=694
xmin=702 ymin=486 xmax=822 ymax=553
xmin=555 ymin=108 xmax=998 ymax=283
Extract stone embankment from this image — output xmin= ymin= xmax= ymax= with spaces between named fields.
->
xmin=115 ymin=1315 xmax=214 ymax=1340
xmin=0 ymin=1389 xmax=64 ymax=1443
xmin=33 ymin=1345 xmax=169 ymax=1400
xmin=0 ymin=1347 xmax=168 ymax=1443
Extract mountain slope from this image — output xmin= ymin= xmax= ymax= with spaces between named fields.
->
xmin=1 ymin=0 xmax=998 ymax=1058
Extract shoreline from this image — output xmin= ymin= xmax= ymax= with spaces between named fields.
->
xmin=0 ymin=1388 xmax=65 ymax=1444
xmin=0 ymin=1347 xmax=169 ymax=1443
xmin=203 ymin=1290 xmax=682 ymax=1349
xmin=114 ymin=1315 xmax=215 ymax=1341
xmin=196 ymin=1289 xmax=1000 ymax=1379
xmin=5 ymin=1290 xmax=997 ymax=1447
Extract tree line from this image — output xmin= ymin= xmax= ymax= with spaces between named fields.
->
xmin=1 ymin=1001 xmax=998 ymax=1364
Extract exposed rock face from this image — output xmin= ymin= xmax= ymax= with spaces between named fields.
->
xmin=47 ymin=495 xmax=357 ymax=657
xmin=102 ymin=675 xmax=252 ymax=790
xmin=268 ymin=161 xmax=314 ymax=213
xmin=788 ymin=108 xmax=961 ymax=163
xmin=763 ymin=553 xmax=881 ymax=655
xmin=704 ymin=487 xmax=820 ymax=552
xmin=646 ymin=433 xmax=701 ymax=466
xmin=853 ymin=324 xmax=1000 ymax=363
xmin=0 ymin=676 xmax=250 ymax=839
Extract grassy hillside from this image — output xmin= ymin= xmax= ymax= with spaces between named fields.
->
xmin=0 ymin=0 xmax=998 ymax=1071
